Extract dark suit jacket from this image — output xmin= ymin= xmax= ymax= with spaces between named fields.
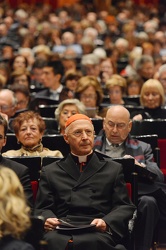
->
xmin=35 ymin=153 xmax=135 ymax=250
xmin=0 ymin=155 xmax=34 ymax=208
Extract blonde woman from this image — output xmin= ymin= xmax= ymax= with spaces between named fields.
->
xmin=0 ymin=167 xmax=34 ymax=250
xmin=132 ymin=79 xmax=166 ymax=120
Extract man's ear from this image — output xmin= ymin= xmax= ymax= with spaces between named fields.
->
xmin=63 ymin=134 xmax=69 ymax=144
xmin=55 ymin=74 xmax=61 ymax=82
xmin=2 ymin=137 xmax=7 ymax=147
xmin=128 ymin=120 xmax=132 ymax=132
xmin=103 ymin=118 xmax=106 ymax=130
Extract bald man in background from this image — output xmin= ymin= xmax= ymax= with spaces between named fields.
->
xmin=94 ymin=105 xmax=165 ymax=250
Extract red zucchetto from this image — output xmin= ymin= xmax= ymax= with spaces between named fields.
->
xmin=65 ymin=114 xmax=92 ymax=128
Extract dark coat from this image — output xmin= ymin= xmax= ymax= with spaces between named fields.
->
xmin=0 ymin=155 xmax=34 ymax=208
xmin=130 ymin=106 xmax=166 ymax=119
xmin=35 ymin=153 xmax=135 ymax=250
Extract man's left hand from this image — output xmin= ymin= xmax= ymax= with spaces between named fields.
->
xmin=90 ymin=218 xmax=107 ymax=232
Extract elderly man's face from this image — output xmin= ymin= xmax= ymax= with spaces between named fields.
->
xmin=104 ymin=107 xmax=132 ymax=145
xmin=0 ymin=94 xmax=16 ymax=118
xmin=64 ymin=119 xmax=94 ymax=155
xmin=85 ymin=64 xmax=100 ymax=77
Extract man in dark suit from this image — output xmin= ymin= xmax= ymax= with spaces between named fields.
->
xmin=35 ymin=114 xmax=135 ymax=250
xmin=35 ymin=60 xmax=64 ymax=102
xmin=0 ymin=114 xmax=33 ymax=208
xmin=93 ymin=105 xmax=165 ymax=250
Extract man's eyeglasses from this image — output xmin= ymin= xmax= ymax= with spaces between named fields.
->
xmin=14 ymin=79 xmax=28 ymax=84
xmin=160 ymin=78 xmax=166 ymax=83
xmin=0 ymin=105 xmax=14 ymax=112
xmin=80 ymin=94 xmax=97 ymax=100
xmin=107 ymin=121 xmax=128 ymax=130
xmin=69 ymin=130 xmax=94 ymax=137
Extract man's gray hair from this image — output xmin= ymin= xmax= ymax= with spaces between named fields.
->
xmin=134 ymin=55 xmax=154 ymax=71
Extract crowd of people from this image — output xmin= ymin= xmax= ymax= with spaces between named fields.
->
xmin=0 ymin=1 xmax=166 ymax=250
xmin=0 ymin=1 xmax=165 ymax=119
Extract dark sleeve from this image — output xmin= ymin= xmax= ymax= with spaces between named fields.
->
xmin=103 ymin=163 xmax=136 ymax=241
xmin=18 ymin=166 xmax=34 ymax=209
xmin=34 ymin=166 xmax=56 ymax=220
xmin=142 ymin=142 xmax=164 ymax=182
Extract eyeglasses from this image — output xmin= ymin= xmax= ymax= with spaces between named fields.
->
xmin=160 ymin=78 xmax=166 ymax=82
xmin=17 ymin=100 xmax=28 ymax=106
xmin=69 ymin=129 xmax=94 ymax=137
xmin=107 ymin=121 xmax=127 ymax=130
xmin=14 ymin=79 xmax=28 ymax=84
xmin=80 ymin=94 xmax=97 ymax=100
xmin=109 ymin=90 xmax=121 ymax=95
xmin=0 ymin=105 xmax=14 ymax=112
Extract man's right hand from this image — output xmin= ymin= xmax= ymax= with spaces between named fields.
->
xmin=44 ymin=218 xmax=60 ymax=231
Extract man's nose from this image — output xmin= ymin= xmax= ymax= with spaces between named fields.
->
xmin=82 ymin=131 xmax=88 ymax=138
xmin=112 ymin=125 xmax=118 ymax=132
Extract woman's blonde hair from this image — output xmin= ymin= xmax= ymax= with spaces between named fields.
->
xmin=0 ymin=167 xmax=31 ymax=239
xmin=140 ymin=79 xmax=165 ymax=106
xmin=106 ymin=74 xmax=127 ymax=94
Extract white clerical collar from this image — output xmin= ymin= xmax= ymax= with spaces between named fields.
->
xmin=72 ymin=150 xmax=93 ymax=163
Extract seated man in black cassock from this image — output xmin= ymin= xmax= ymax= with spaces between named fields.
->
xmin=34 ymin=114 xmax=135 ymax=250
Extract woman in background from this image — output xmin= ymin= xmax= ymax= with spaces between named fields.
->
xmin=75 ymin=76 xmax=103 ymax=118
xmin=2 ymin=111 xmax=63 ymax=157
xmin=132 ymin=79 xmax=166 ymax=120
xmin=106 ymin=74 xmax=128 ymax=105
xmin=0 ymin=167 xmax=34 ymax=250
xmin=126 ymin=74 xmax=143 ymax=96
xmin=55 ymin=98 xmax=86 ymax=135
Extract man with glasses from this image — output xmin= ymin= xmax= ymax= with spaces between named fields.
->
xmin=35 ymin=113 xmax=135 ymax=250
xmin=94 ymin=105 xmax=164 ymax=250
xmin=0 ymin=89 xmax=17 ymax=119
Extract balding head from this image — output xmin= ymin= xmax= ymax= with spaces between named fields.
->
xmin=106 ymin=105 xmax=130 ymax=121
xmin=103 ymin=105 xmax=132 ymax=144
xmin=0 ymin=89 xmax=16 ymax=118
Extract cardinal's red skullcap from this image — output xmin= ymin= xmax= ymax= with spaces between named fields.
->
xmin=65 ymin=114 xmax=92 ymax=128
